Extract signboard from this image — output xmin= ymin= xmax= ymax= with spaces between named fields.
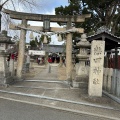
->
xmin=29 ymin=50 xmax=45 ymax=56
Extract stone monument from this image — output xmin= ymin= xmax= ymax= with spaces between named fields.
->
xmin=88 ymin=40 xmax=105 ymax=97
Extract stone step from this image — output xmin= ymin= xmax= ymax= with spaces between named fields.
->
xmin=72 ymin=81 xmax=88 ymax=89
xmin=0 ymin=85 xmax=88 ymax=101
xmin=74 ymin=76 xmax=89 ymax=83
xmin=79 ymin=82 xmax=88 ymax=88
xmin=13 ymin=80 xmax=69 ymax=89
xmin=14 ymin=80 xmax=88 ymax=93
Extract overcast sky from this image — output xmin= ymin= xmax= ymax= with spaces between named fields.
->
xmin=34 ymin=0 xmax=69 ymax=14
xmin=29 ymin=0 xmax=69 ymax=45
xmin=4 ymin=0 xmax=69 ymax=45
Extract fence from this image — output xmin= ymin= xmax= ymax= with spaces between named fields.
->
xmin=103 ymin=68 xmax=120 ymax=98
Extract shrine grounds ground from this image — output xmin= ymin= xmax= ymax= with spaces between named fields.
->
xmin=0 ymin=63 xmax=120 ymax=120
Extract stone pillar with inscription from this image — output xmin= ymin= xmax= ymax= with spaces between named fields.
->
xmin=72 ymin=34 xmax=90 ymax=88
xmin=88 ymin=40 xmax=105 ymax=97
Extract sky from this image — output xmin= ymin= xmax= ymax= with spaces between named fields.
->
xmin=34 ymin=0 xmax=69 ymax=14
xmin=3 ymin=0 xmax=69 ymax=45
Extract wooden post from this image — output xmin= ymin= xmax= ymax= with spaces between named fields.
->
xmin=66 ymin=20 xmax=72 ymax=80
xmin=16 ymin=19 xmax=27 ymax=79
xmin=106 ymin=52 xmax=110 ymax=68
xmin=0 ymin=13 xmax=1 ymax=32
xmin=115 ymin=47 xmax=118 ymax=69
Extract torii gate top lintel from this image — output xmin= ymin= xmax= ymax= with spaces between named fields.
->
xmin=3 ymin=8 xmax=91 ymax=23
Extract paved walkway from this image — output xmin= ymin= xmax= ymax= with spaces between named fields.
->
xmin=23 ymin=63 xmax=59 ymax=80
xmin=0 ymin=63 xmax=120 ymax=119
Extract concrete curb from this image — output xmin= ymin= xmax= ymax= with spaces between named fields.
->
xmin=0 ymin=89 xmax=117 ymax=110
xmin=103 ymin=91 xmax=120 ymax=104
xmin=24 ymin=79 xmax=68 ymax=83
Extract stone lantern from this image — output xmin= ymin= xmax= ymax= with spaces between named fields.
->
xmin=0 ymin=30 xmax=14 ymax=51
xmin=0 ymin=30 xmax=14 ymax=85
xmin=72 ymin=34 xmax=90 ymax=88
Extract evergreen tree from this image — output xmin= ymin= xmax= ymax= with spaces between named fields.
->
xmin=30 ymin=35 xmax=51 ymax=50
xmin=55 ymin=0 xmax=120 ymax=36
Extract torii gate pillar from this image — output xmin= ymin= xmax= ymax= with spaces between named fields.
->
xmin=66 ymin=20 xmax=72 ymax=80
xmin=16 ymin=19 xmax=27 ymax=79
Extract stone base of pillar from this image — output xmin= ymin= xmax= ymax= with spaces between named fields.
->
xmin=30 ymin=59 xmax=34 ymax=69
xmin=0 ymin=72 xmax=14 ymax=85
xmin=72 ymin=75 xmax=88 ymax=89
xmin=58 ymin=66 xmax=67 ymax=80
xmin=0 ymin=51 xmax=14 ymax=85
xmin=13 ymin=76 xmax=24 ymax=82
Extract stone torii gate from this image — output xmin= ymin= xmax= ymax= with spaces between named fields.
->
xmin=3 ymin=9 xmax=91 ymax=79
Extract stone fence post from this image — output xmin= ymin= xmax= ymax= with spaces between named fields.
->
xmin=111 ymin=69 xmax=117 ymax=95
xmin=103 ymin=68 xmax=109 ymax=90
xmin=9 ymin=56 xmax=14 ymax=76
xmin=107 ymin=68 xmax=113 ymax=93
xmin=116 ymin=70 xmax=120 ymax=97
xmin=103 ymin=68 xmax=120 ymax=97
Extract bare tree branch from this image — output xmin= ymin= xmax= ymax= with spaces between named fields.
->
xmin=11 ymin=0 xmax=16 ymax=11
xmin=1 ymin=0 xmax=9 ymax=6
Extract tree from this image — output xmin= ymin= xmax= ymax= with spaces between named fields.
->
xmin=81 ymin=0 xmax=120 ymax=35
xmin=30 ymin=35 xmax=51 ymax=50
xmin=30 ymin=40 xmax=37 ymax=49
xmin=0 ymin=0 xmax=40 ymax=79
xmin=39 ymin=35 xmax=51 ymax=44
xmin=55 ymin=0 xmax=84 ymax=39
xmin=55 ymin=0 xmax=120 ymax=36
xmin=0 ymin=0 xmax=38 ymax=31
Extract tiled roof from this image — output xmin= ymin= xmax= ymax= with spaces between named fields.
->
xmin=87 ymin=26 xmax=120 ymax=41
